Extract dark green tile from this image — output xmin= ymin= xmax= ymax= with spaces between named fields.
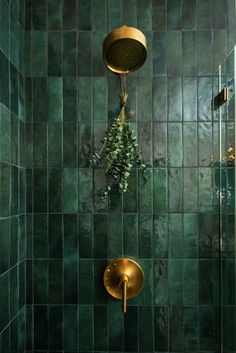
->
xmin=124 ymin=306 xmax=138 ymax=351
xmin=64 ymin=214 xmax=78 ymax=259
xmin=138 ymin=259 xmax=153 ymax=305
xmin=48 ymin=77 xmax=63 ymax=122
xmin=49 ymin=214 xmax=62 ymax=258
xmin=183 ymin=32 xmax=197 ymax=75
xmin=63 ymin=31 xmax=77 ymax=76
xmin=0 ymin=218 xmax=10 ymax=275
xmin=108 ymin=213 xmax=122 ymax=258
xmin=137 ymin=0 xmax=152 ymax=30
xmin=198 ymin=76 xmax=212 ymax=121
xmin=78 ymin=306 xmax=93 ymax=351
xmin=94 ymin=259 xmax=108 ymax=305
xmin=34 ymin=259 xmax=48 ymax=304
xmin=48 ymin=260 xmax=63 ymax=304
xmin=78 ymin=77 xmax=92 ymax=123
xmin=33 ymin=78 xmax=48 ymax=122
xmin=199 ymin=168 xmax=213 ymax=211
xmin=107 ymin=0 xmax=121 ymax=31
xmin=64 ymin=258 xmax=78 ymax=304
xmin=0 ymin=327 xmax=9 ymax=353
xmin=49 ymin=306 xmax=63 ymax=351
xmin=183 ymin=168 xmax=198 ymax=212
xmin=153 ymin=260 xmax=168 ymax=305
xmin=167 ymin=0 xmax=181 ymax=29
xmin=10 ymin=63 xmax=19 ymax=117
xmin=153 ymin=0 xmax=166 ymax=30
xmin=123 ymin=214 xmax=138 ymax=258
xmin=138 ymin=77 xmax=152 ymax=122
xmin=64 ymin=305 xmax=78 ymax=351
xmin=63 ymin=123 xmax=77 ymax=167
xmin=10 ymin=266 xmax=18 ymax=319
xmin=197 ymin=0 xmax=212 ymax=29
xmin=0 ymin=271 xmax=9 ymax=331
xmin=184 ymin=306 xmax=199 ymax=351
xmin=10 ymin=216 xmax=18 ymax=267
xmin=153 ymin=77 xmax=167 ymax=121
xmin=63 ymin=77 xmax=77 ymax=122
xmin=138 ymin=169 xmax=153 ymax=212
xmin=154 ymin=306 xmax=169 ymax=351
xmin=183 ymin=214 xmax=198 ymax=259
xmin=79 ymin=260 xmax=93 ymax=304
xmin=183 ymin=122 xmax=197 ymax=165
xmin=48 ymin=31 xmax=62 ymax=76
xmin=49 ymin=168 xmax=62 ymax=212
xmin=94 ymin=306 xmax=108 ymax=351
xmin=139 ymin=306 xmax=154 ymax=351
xmin=11 ymin=166 xmax=19 ymax=215
xmin=109 ymin=305 xmax=123 ymax=351
xmin=168 ymin=260 xmax=183 ymax=304
xmin=79 ymin=213 xmax=93 ymax=258
xmin=0 ymin=0 xmax=9 ymax=55
xmin=94 ymin=214 xmax=107 ymax=258
xmin=0 ymin=163 xmax=10 ymax=217
xmin=48 ymin=123 xmax=62 ymax=167
xmin=10 ymin=12 xmax=20 ymax=69
xmin=33 ymin=214 xmax=48 ymax=258
xmin=197 ymin=31 xmax=212 ymax=75
xmin=168 ymin=168 xmax=182 ymax=212
xmin=78 ymin=32 xmax=92 ymax=76
xmin=78 ymin=168 xmax=93 ymax=212
xmin=78 ymin=0 xmax=91 ymax=30
xmin=169 ymin=306 xmax=184 ymax=351
xmin=0 ymin=50 xmax=9 ymax=108
xmin=138 ymin=214 xmax=152 ymax=258
xmin=183 ymin=260 xmax=198 ymax=304
xmin=63 ymin=168 xmax=78 ymax=213
xmin=92 ymin=0 xmax=107 ymax=30
xmin=199 ymin=260 xmax=213 ymax=304
xmin=123 ymin=170 xmax=138 ymax=213
xmin=199 ymin=306 xmax=220 ymax=351
xmin=169 ymin=213 xmax=183 ymax=259
xmin=182 ymin=0 xmax=196 ymax=29
xmin=33 ymin=168 xmax=47 ymax=213
xmin=48 ymin=0 xmax=62 ymax=29
xmin=0 ymin=105 xmax=11 ymax=163
xmin=153 ymin=214 xmax=168 ymax=258
xmin=33 ymin=0 xmax=46 ymax=30
xmin=153 ymin=123 xmax=167 ymax=166
xmin=32 ymin=31 xmax=47 ymax=76
xmin=167 ymin=31 xmax=182 ymax=75
xmin=34 ymin=305 xmax=48 ymax=350
xmin=153 ymin=168 xmax=167 ymax=212
xmin=33 ymin=123 xmax=47 ymax=167
xmin=168 ymin=77 xmax=182 ymax=122
xmin=11 ymin=115 xmax=19 ymax=165
xmin=63 ymin=0 xmax=76 ymax=29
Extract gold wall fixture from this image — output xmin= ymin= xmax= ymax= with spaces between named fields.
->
xmin=103 ymin=258 xmax=144 ymax=315
xmin=103 ymin=26 xmax=147 ymax=74
xmin=213 ymin=87 xmax=228 ymax=110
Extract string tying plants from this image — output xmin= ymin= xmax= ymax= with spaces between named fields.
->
xmin=90 ymin=75 xmax=148 ymax=198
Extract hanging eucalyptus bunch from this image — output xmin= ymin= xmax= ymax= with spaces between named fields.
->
xmin=90 ymin=77 xmax=148 ymax=198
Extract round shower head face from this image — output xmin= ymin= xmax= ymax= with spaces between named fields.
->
xmin=103 ymin=26 xmax=147 ymax=75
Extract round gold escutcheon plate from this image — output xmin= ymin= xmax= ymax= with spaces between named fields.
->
xmin=103 ymin=258 xmax=144 ymax=300
xmin=103 ymin=26 xmax=147 ymax=75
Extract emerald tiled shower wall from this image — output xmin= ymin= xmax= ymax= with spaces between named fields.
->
xmin=24 ymin=1 xmax=236 ymax=353
xmin=0 ymin=0 xmax=26 ymax=352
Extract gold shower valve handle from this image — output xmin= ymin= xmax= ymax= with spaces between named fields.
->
xmin=119 ymin=274 xmax=129 ymax=314
xmin=103 ymin=258 xmax=144 ymax=315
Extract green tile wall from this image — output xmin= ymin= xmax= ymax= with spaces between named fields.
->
xmin=0 ymin=0 xmax=26 ymax=352
xmin=23 ymin=1 xmax=236 ymax=353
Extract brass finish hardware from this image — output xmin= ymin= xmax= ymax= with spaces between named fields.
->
xmin=103 ymin=26 xmax=147 ymax=75
xmin=213 ymin=87 xmax=228 ymax=110
xmin=103 ymin=258 xmax=144 ymax=315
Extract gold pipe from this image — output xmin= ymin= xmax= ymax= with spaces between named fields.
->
xmin=123 ymin=280 xmax=127 ymax=314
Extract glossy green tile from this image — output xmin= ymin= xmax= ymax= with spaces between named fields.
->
xmin=94 ymin=214 xmax=107 ymax=258
xmin=92 ymin=0 xmax=106 ymax=30
xmin=0 ymin=163 xmax=11 ymax=217
xmin=138 ymin=214 xmax=152 ymax=258
xmin=197 ymin=31 xmax=212 ymax=75
xmin=78 ymin=77 xmax=92 ymax=122
xmin=63 ymin=0 xmax=76 ymax=29
xmin=183 ymin=306 xmax=199 ymax=351
xmin=138 ymin=259 xmax=153 ymax=304
xmin=63 ymin=31 xmax=77 ymax=76
xmin=183 ymin=168 xmax=198 ymax=212
xmin=78 ymin=168 xmax=93 ymax=212
xmin=138 ymin=77 xmax=152 ymax=122
xmin=48 ymin=0 xmax=62 ymax=29
xmin=182 ymin=0 xmax=196 ymax=29
xmin=107 ymin=0 xmax=121 ymax=31
xmin=169 ymin=213 xmax=183 ymax=258
xmin=34 ymin=305 xmax=48 ymax=350
xmin=79 ymin=260 xmax=93 ymax=304
xmin=108 ymin=305 xmax=123 ymax=351
xmin=48 ymin=31 xmax=62 ymax=76
xmin=32 ymin=31 xmax=47 ymax=76
xmin=78 ymin=0 xmax=91 ymax=30
xmin=0 ymin=50 xmax=9 ymax=108
xmin=63 ymin=168 xmax=78 ymax=213
xmin=48 ymin=123 xmax=62 ymax=167
xmin=63 ymin=77 xmax=77 ymax=122
xmin=168 ymin=77 xmax=182 ymax=122
xmin=123 ymin=214 xmax=138 ymax=258
xmin=10 ymin=64 xmax=19 ymax=116
xmin=0 ymin=218 xmax=10 ymax=275
xmin=213 ymin=30 xmax=227 ymax=73
xmin=33 ymin=168 xmax=47 ymax=213
xmin=183 ymin=214 xmax=197 ymax=259
xmin=49 ymin=168 xmax=62 ymax=212
xmin=167 ymin=0 xmax=181 ymax=29
xmin=0 ymin=327 xmax=9 ymax=353
xmin=33 ymin=214 xmax=48 ymax=258
xmin=123 ymin=170 xmax=138 ymax=213
xmin=108 ymin=213 xmax=122 ymax=258
xmin=11 ymin=166 xmax=19 ymax=215
xmin=154 ymin=306 xmax=169 ymax=351
xmin=64 ymin=305 xmax=78 ymax=351
xmin=49 ymin=215 xmax=62 ymax=258
xmin=153 ymin=0 xmax=166 ymax=30
xmin=153 ymin=259 xmax=168 ymax=305
xmin=198 ymin=122 xmax=213 ymax=166
xmin=10 ymin=12 xmax=20 ymax=69
xmin=167 ymin=31 xmax=182 ymax=75
xmin=124 ymin=306 xmax=138 ymax=351
xmin=0 ymin=0 xmax=9 ymax=55
xmin=199 ymin=306 xmax=220 ymax=351
xmin=137 ymin=0 xmax=152 ymax=30
xmin=11 ymin=115 xmax=19 ymax=165
xmin=0 ymin=271 xmax=9 ymax=332
xmin=153 ymin=169 xmax=167 ymax=212
xmin=64 ymin=257 xmax=78 ymax=304
xmin=79 ymin=306 xmax=93 ymax=351
xmin=33 ymin=0 xmax=46 ymax=30
xmin=94 ymin=306 xmax=108 ymax=351
xmin=93 ymin=31 xmax=107 ymax=76
xmin=48 ymin=77 xmax=63 ymax=122
xmin=138 ymin=168 xmax=153 ymax=212
xmin=63 ymin=123 xmax=77 ymax=167
xmin=199 ymin=168 xmax=213 ymax=211
xmin=33 ymin=123 xmax=47 ymax=167
xmin=168 ymin=259 xmax=183 ymax=304
xmin=153 ymin=214 xmax=168 ymax=258
xmin=153 ymin=123 xmax=167 ymax=166
xmin=78 ymin=32 xmax=92 ymax=76
xmin=78 ymin=121 xmax=92 ymax=167
xmin=49 ymin=306 xmax=63 ymax=351
xmin=198 ymin=76 xmax=213 ymax=121
xmin=48 ymin=259 xmax=63 ymax=304
xmin=153 ymin=77 xmax=167 ymax=121
xmin=94 ymin=259 xmax=108 ymax=305
xmin=168 ymin=168 xmax=182 ymax=212
xmin=93 ymin=77 xmax=108 ymax=121
xmin=33 ymin=78 xmax=48 ymax=122
xmin=79 ymin=213 xmax=92 ymax=259
xmin=168 ymin=123 xmax=182 ymax=166
xmin=34 ymin=260 xmax=48 ymax=303
xmin=0 ymin=105 xmax=11 ymax=163
xmin=183 ymin=122 xmax=197 ymax=166
xmin=183 ymin=32 xmax=197 ymax=75
xmin=169 ymin=306 xmax=184 ymax=351
xmin=183 ymin=260 xmax=198 ymax=304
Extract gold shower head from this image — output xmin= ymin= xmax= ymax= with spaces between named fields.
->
xmin=103 ymin=25 xmax=147 ymax=75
